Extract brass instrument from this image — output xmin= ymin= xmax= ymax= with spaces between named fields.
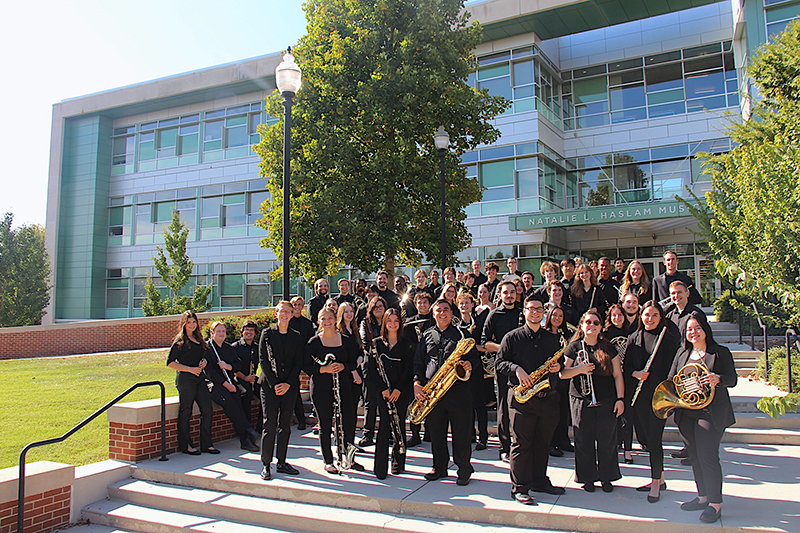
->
xmin=481 ymin=352 xmax=495 ymax=379
xmin=513 ymin=346 xmax=566 ymax=403
xmin=312 ymin=353 xmax=357 ymax=470
xmin=609 ymin=336 xmax=628 ymax=360
xmin=652 ymin=361 xmax=715 ymax=419
xmin=408 ymin=328 xmax=474 ymax=424
xmin=630 ymin=325 xmax=667 ymax=407
xmin=657 ymin=295 xmax=673 ymax=308
xmin=574 ymin=342 xmax=600 ymax=407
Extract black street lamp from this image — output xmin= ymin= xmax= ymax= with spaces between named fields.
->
xmin=434 ymin=125 xmax=450 ymax=272
xmin=275 ymin=47 xmax=302 ymax=299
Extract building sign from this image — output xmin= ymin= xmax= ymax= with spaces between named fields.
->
xmin=509 ymin=200 xmax=696 ymax=231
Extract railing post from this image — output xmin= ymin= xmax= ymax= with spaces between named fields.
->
xmin=787 ymin=329 xmax=796 ymax=395
xmin=159 ymin=381 xmax=168 ymax=461
xmin=750 ymin=315 xmax=755 ymax=350
xmin=737 ymin=308 xmax=743 ymax=345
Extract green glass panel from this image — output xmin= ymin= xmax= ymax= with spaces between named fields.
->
xmin=223 ymin=226 xmax=248 ymax=237
xmin=155 ymin=202 xmax=175 ymax=222
xmin=179 ymin=133 xmax=198 ymax=154
xmin=248 ymin=225 xmax=268 ymax=236
xmin=179 ymin=155 xmax=197 ymax=166
xmin=465 ymin=203 xmax=480 ymax=218
xmin=109 ymin=207 xmax=124 ymax=226
xmin=227 ymin=126 xmax=249 ymax=147
xmin=478 ymin=63 xmax=510 ymax=80
xmin=573 ymin=77 xmax=608 ymax=104
xmin=201 ymin=228 xmax=222 ymax=240
xmin=204 ymin=150 xmax=224 ymax=162
xmin=201 ymin=217 xmax=220 ymax=228
xmin=766 ymin=3 xmax=800 ymax=23
xmin=223 ymin=193 xmax=245 ymax=205
xmin=204 ymin=140 xmax=223 ymax=152
xmin=139 ymin=141 xmax=155 ymax=160
xmin=514 ymin=98 xmax=537 ymax=113
xmin=246 ymin=285 xmax=270 ymax=307
xmin=647 ymin=88 xmax=685 ymax=105
xmin=517 ymin=197 xmax=540 ymax=212
xmin=513 ymin=60 xmax=534 ymax=86
xmin=106 ymin=279 xmax=127 ymax=288
xmin=157 ymin=157 xmax=178 ymax=169
xmin=158 ymin=128 xmax=177 ymax=148
xmin=480 ymin=159 xmax=514 ymax=188
xmin=221 ymin=274 xmax=245 ymax=296
xmin=108 ymin=235 xmax=122 ymax=246
xmin=225 ymin=146 xmax=249 ymax=159
xmin=226 ymin=116 xmax=247 ymax=127
xmin=136 ymin=234 xmax=154 ymax=245
xmin=205 ymin=121 xmax=223 ymax=140
xmin=481 ymin=200 xmax=516 ymax=215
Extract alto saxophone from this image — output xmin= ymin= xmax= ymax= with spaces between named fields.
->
xmin=513 ymin=346 xmax=566 ymax=403
xmin=408 ymin=327 xmax=474 ymax=425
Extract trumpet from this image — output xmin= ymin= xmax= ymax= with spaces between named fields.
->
xmin=574 ymin=343 xmax=600 ymax=408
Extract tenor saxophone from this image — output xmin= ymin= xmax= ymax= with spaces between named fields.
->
xmin=513 ymin=346 xmax=566 ymax=403
xmin=408 ymin=328 xmax=474 ymax=424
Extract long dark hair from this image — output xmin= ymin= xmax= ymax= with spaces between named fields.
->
xmin=571 ymin=264 xmax=598 ymax=300
xmin=637 ymin=300 xmax=665 ymax=332
xmin=380 ymin=308 xmax=405 ymax=342
xmin=604 ymin=304 xmax=625 ymax=331
xmin=681 ymin=311 xmax=717 ymax=351
xmin=173 ymin=310 xmax=206 ymax=347
xmin=569 ymin=308 xmax=613 ymax=376
xmin=367 ymin=296 xmax=388 ymax=327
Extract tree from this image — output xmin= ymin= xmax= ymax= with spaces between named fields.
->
xmin=142 ymin=211 xmax=212 ymax=316
xmin=0 ymin=213 xmax=51 ymax=327
xmin=683 ymin=19 xmax=800 ymax=330
xmin=254 ymin=0 xmax=509 ymax=280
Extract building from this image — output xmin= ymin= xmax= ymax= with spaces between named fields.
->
xmin=44 ymin=0 xmax=800 ymax=322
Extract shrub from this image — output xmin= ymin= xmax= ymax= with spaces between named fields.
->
xmin=754 ymin=345 xmax=800 ymax=392
xmin=200 ymin=311 xmax=279 ymax=343
xmin=713 ymin=290 xmax=785 ymax=336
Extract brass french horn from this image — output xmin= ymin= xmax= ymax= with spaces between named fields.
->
xmin=652 ymin=361 xmax=715 ymax=419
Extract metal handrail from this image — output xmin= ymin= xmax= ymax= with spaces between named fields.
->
xmin=752 ymin=302 xmax=769 ymax=376
xmin=786 ymin=330 xmax=797 ymax=395
xmin=17 ymin=381 xmax=167 ymax=533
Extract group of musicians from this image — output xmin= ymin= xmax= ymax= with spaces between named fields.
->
xmin=166 ymin=251 xmax=737 ymax=524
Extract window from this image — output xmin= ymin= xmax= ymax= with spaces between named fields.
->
xmin=766 ymin=0 xmax=800 ymax=38
xmin=108 ymin=202 xmax=132 ymax=246
xmin=111 ymin=127 xmax=135 ymax=175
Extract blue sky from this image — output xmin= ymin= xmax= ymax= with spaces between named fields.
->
xmin=0 ymin=0 xmax=307 ymax=227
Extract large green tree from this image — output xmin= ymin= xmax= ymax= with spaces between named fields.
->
xmin=0 ymin=213 xmax=51 ymax=327
xmin=685 ymin=19 xmax=800 ymax=330
xmin=142 ymin=211 xmax=212 ymax=316
xmin=254 ymin=0 xmax=509 ymax=280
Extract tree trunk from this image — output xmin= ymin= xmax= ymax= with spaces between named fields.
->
xmin=384 ymin=254 xmax=396 ymax=284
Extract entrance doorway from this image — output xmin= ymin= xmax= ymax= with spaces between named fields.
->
xmin=635 ymin=258 xmax=664 ymax=282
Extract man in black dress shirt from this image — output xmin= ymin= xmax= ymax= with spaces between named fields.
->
xmin=533 ymin=261 xmax=561 ymax=303
xmin=259 ymin=301 xmax=304 ymax=480
xmin=308 ymin=278 xmax=330 ymax=327
xmin=652 ymin=250 xmax=702 ymax=305
xmin=495 ymin=296 xmax=565 ymax=505
xmin=484 ymin=262 xmax=500 ymax=300
xmin=597 ymin=257 xmax=621 ymax=307
xmin=413 ymin=299 xmax=478 ymax=485
xmin=560 ymin=257 xmax=576 ymax=306
xmin=289 ymin=295 xmax=314 ymax=429
xmin=611 ymin=258 xmax=626 ymax=283
xmin=472 ymin=259 xmax=488 ymax=288
xmin=376 ymin=270 xmax=401 ymax=310
xmin=481 ymin=281 xmax=522 ymax=462
xmin=666 ymin=280 xmax=707 ymax=336
xmin=334 ymin=278 xmax=355 ymax=306
xmin=232 ymin=320 xmax=260 ymax=429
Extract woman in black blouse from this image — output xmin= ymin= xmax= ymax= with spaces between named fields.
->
xmin=673 ymin=313 xmax=737 ymax=523
xmin=571 ymin=264 xmax=607 ymax=318
xmin=603 ymin=304 xmax=633 ymax=463
xmin=358 ymin=296 xmax=387 ymax=447
xmin=624 ymin=301 xmax=680 ymax=502
xmin=166 ymin=311 xmax=212 ymax=455
xmin=620 ymin=260 xmax=652 ymax=306
xmin=561 ymin=309 xmax=625 ymax=492
xmin=306 ymin=307 xmax=361 ymax=474
xmin=367 ymin=308 xmax=414 ymax=479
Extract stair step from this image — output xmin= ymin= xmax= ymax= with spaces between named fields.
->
xmin=662 ymin=426 xmax=800 ymax=445
xmin=88 ymin=480 xmax=559 ymax=533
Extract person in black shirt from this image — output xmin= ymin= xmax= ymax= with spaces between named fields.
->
xmin=666 ymin=280 xmax=708 ymax=337
xmin=366 ymin=309 xmax=414 ymax=479
xmin=603 ymin=304 xmax=634 ymax=464
xmin=376 ymin=270 xmax=401 ymax=311
xmin=334 ymin=278 xmax=355 ymax=306
xmin=624 ymin=301 xmax=680 ymax=503
xmin=206 ymin=321 xmax=261 ymax=452
xmin=413 ymin=299 xmax=478 ymax=486
xmin=484 ymin=262 xmax=500 ymax=301
xmin=561 ymin=309 xmax=625 ymax=493
xmin=546 ymin=280 xmax=579 ymax=326
xmin=471 ymin=259 xmax=487 ymax=288
xmin=456 ymin=291 xmax=489 ymax=450
xmin=597 ymin=257 xmax=621 ymax=306
xmin=404 ymin=291 xmax=435 ymax=447
xmin=232 ymin=320 xmax=260 ymax=429
xmin=167 ymin=311 xmax=212 ymax=455
xmin=560 ymin=257 xmax=576 ymax=306
xmin=505 ymin=257 xmax=523 ymax=279
xmin=495 ymin=296 xmax=565 ymax=505
xmin=521 ymin=271 xmax=536 ymax=299
xmin=621 ymin=292 xmax=641 ymax=332
xmin=426 ymin=270 xmax=442 ymax=299
xmin=308 ymin=278 xmax=330 ymax=328
xmin=620 ymin=260 xmax=653 ymax=307
xmin=611 ymin=258 xmax=626 ymax=283
xmin=405 ymin=269 xmax=429 ymax=318
xmin=571 ymin=264 xmax=607 ymax=318
xmin=289 ymin=296 xmax=314 ymax=429
xmin=544 ymin=302 xmax=575 ymax=456
xmin=358 ymin=297 xmax=387 ymax=447
xmin=481 ymin=281 xmax=522 ymax=462
xmin=258 ymin=302 xmax=303 ymax=480
xmin=652 ymin=250 xmax=702 ymax=305
xmin=532 ymin=261 xmax=561 ymax=303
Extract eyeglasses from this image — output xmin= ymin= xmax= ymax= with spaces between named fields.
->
xmin=584 ymin=320 xmax=601 ymax=326
xmin=525 ymin=306 xmax=544 ymax=313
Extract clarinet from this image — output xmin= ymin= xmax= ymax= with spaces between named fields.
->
xmin=373 ymin=339 xmax=406 ymax=456
xmin=311 ymin=352 xmax=357 ymax=470
xmin=209 ymin=340 xmax=247 ymax=395
xmin=264 ymin=331 xmax=279 ymax=375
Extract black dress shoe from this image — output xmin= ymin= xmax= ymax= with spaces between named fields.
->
xmin=376 ymin=472 xmax=387 ymax=480
xmin=601 ymin=481 xmax=614 ymax=493
xmin=391 ymin=466 xmax=404 ymax=475
xmin=297 ymin=423 xmax=306 ymax=430
xmin=671 ymin=448 xmax=688 ymax=458
xmin=474 ymin=441 xmax=487 ymax=451
xmin=276 ymin=463 xmax=299 ymax=475
xmin=260 ymin=465 xmax=272 ymax=480
xmin=531 ymin=484 xmax=566 ymax=495
xmin=201 ymin=447 xmax=220 ymax=455
xmin=424 ymin=470 xmax=447 ymax=481
xmin=513 ymin=492 xmax=536 ymax=505
xmin=358 ymin=436 xmax=374 ymax=447
xmin=240 ymin=436 xmax=260 ymax=452
xmin=405 ymin=437 xmax=422 ymax=447
xmin=699 ymin=506 xmax=721 ymax=523
xmin=583 ymin=482 xmax=596 ymax=492
xmin=182 ymin=448 xmax=202 ymax=456
xmin=350 ymin=461 xmax=365 ymax=471
xmin=681 ymin=497 xmax=709 ymax=511
xmin=647 ymin=494 xmax=660 ymax=503
xmin=422 ymin=433 xmax=431 ymax=442
xmin=456 ymin=476 xmax=470 ymax=486
xmin=549 ymin=446 xmax=564 ymax=457
xmin=637 ymin=482 xmax=666 ymax=492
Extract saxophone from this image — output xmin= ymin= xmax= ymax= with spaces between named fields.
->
xmin=408 ymin=327 xmax=474 ymax=424
xmin=512 ymin=346 xmax=566 ymax=403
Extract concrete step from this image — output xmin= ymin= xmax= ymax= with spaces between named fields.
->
xmin=53 ymin=525 xmax=134 ymax=533
xmin=663 ymin=425 xmax=800 ymax=445
xmin=86 ymin=478 xmax=561 ymax=533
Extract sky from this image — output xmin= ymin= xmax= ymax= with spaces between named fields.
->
xmin=0 ymin=0 xmax=307 ymax=228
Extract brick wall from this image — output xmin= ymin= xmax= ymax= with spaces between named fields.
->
xmin=0 ymin=308 xmax=270 ymax=360
xmin=0 ymin=487 xmax=71 ymax=533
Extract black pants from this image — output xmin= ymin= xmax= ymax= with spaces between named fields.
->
xmin=310 ymin=375 xmax=356 ymax=465
xmin=571 ymin=398 xmax=620 ymax=484
xmin=632 ymin=396 xmax=666 ymax=479
xmin=618 ymin=414 xmax=633 ymax=451
xmin=237 ymin=379 xmax=257 ymax=427
xmin=175 ymin=372 xmax=213 ymax=451
xmin=361 ymin=380 xmax=378 ymax=439
xmin=551 ymin=378 xmax=572 ymax=449
xmin=471 ymin=375 xmax=489 ymax=444
xmin=260 ymin=383 xmax=298 ymax=465
xmin=374 ymin=393 xmax=409 ymax=477
xmin=678 ymin=411 xmax=726 ymax=503
xmin=209 ymin=382 xmax=251 ymax=441
xmin=496 ymin=374 xmax=511 ymax=455
xmin=509 ymin=393 xmax=560 ymax=494
xmin=426 ymin=382 xmax=474 ymax=480
xmin=294 ymin=390 xmax=306 ymax=425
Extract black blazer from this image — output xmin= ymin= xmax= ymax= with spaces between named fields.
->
xmin=669 ymin=343 xmax=737 ymax=430
xmin=258 ymin=326 xmax=304 ymax=388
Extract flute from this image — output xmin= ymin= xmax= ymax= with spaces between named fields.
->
xmin=630 ymin=324 xmax=667 ymax=407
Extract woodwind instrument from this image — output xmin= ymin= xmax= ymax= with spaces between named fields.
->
xmin=630 ymin=325 xmax=667 ymax=407
xmin=513 ymin=346 xmax=566 ymax=403
xmin=209 ymin=340 xmax=247 ymax=395
xmin=373 ymin=343 xmax=407 ymax=456
xmin=311 ymin=353 xmax=357 ymax=470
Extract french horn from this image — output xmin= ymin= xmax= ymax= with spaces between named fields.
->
xmin=652 ymin=361 xmax=715 ymax=419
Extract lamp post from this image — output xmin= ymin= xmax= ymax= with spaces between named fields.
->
xmin=275 ymin=47 xmax=302 ymax=299
xmin=434 ymin=126 xmax=450 ymax=272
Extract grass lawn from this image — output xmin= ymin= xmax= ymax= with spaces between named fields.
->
xmin=0 ymin=349 xmax=176 ymax=470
